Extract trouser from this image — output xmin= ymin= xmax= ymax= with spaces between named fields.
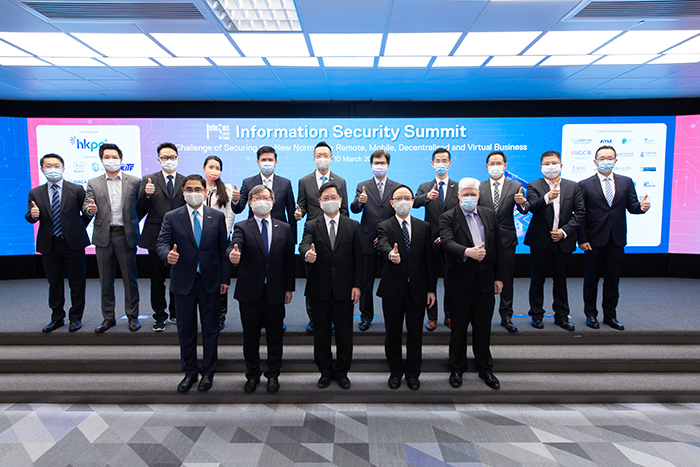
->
xmin=311 ymin=296 xmax=354 ymax=379
xmin=426 ymin=244 xmax=450 ymax=322
xmin=95 ymin=230 xmax=139 ymax=320
xmin=383 ymin=292 xmax=425 ymax=379
xmin=42 ymin=236 xmax=86 ymax=323
xmin=239 ymin=290 xmax=285 ymax=379
xmin=448 ymin=291 xmax=495 ymax=373
xmin=583 ymin=237 xmax=625 ymax=321
xmin=360 ymin=251 xmax=384 ymax=323
xmin=148 ymin=248 xmax=175 ymax=322
xmin=528 ymin=242 xmax=571 ymax=322
xmin=497 ymin=245 xmax=516 ymax=321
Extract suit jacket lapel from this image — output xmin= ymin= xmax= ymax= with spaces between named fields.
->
xmin=199 ymin=206 xmax=214 ymax=248
xmin=392 ymin=216 xmax=410 ymax=257
xmin=611 ymin=174 xmax=624 ymax=207
xmin=539 ymin=179 xmax=555 ymax=226
xmin=444 ymin=180 xmax=457 ymax=211
xmin=367 ymin=179 xmax=381 ymax=204
xmin=250 ymin=217 xmax=267 ymax=255
xmin=98 ymin=176 xmax=111 ymax=211
xmin=455 ymin=208 xmax=474 ymax=247
xmin=319 ymin=216 xmax=334 ymax=251
xmin=481 ymin=181 xmax=494 ymax=209
xmin=156 ymin=172 xmax=168 ymax=198
xmin=39 ymin=183 xmax=51 ymax=214
xmin=179 ymin=208 xmax=197 ymax=248
xmin=120 ymin=175 xmax=129 ymax=212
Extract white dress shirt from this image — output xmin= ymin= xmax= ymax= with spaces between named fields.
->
xmin=105 ymin=173 xmax=123 ymax=227
xmin=316 ymin=170 xmax=331 ymax=189
xmin=323 ymin=212 xmax=340 ymax=238
xmin=597 ymin=171 xmax=616 ymax=198
xmin=489 ymin=176 xmax=505 ymax=204
xmin=47 ymin=178 xmax=64 ymax=204
xmin=186 ymin=203 xmax=205 ymax=234
xmin=253 ymin=214 xmax=272 ymax=252
xmin=544 ymin=178 xmax=566 ymax=237
xmin=261 ymin=173 xmax=274 ymax=190
xmin=395 ymin=214 xmax=412 ymax=241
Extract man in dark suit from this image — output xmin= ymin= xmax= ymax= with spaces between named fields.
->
xmin=350 ymin=149 xmax=399 ymax=331
xmin=26 ymin=153 xmax=91 ymax=333
xmin=414 ymin=148 xmax=460 ymax=331
xmin=156 ymin=175 xmax=230 ymax=393
xmin=578 ymin=145 xmax=650 ymax=331
xmin=136 ymin=142 xmax=185 ymax=331
xmin=525 ymin=150 xmax=585 ymax=331
xmin=479 ymin=150 xmax=530 ymax=333
xmin=299 ymin=182 xmax=363 ymax=390
xmin=228 ymin=184 xmax=295 ymax=394
xmin=377 ymin=185 xmax=436 ymax=391
xmin=294 ymin=141 xmax=349 ymax=333
xmin=441 ymin=178 xmax=505 ymax=390
xmin=83 ymin=143 xmax=142 ymax=333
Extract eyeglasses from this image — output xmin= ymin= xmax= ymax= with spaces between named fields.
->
xmin=159 ymin=155 xmax=178 ymax=161
xmin=392 ymin=197 xmax=413 ymax=202
xmin=487 ymin=161 xmax=505 ymax=166
xmin=252 ymin=196 xmax=272 ymax=202
xmin=320 ymin=196 xmax=340 ymax=201
xmin=184 ymin=187 xmax=204 ymax=193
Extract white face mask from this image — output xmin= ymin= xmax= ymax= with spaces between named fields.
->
xmin=320 ymin=199 xmax=341 ymax=215
xmin=184 ymin=192 xmax=204 ymax=208
xmin=259 ymin=161 xmax=275 ymax=176
xmin=488 ymin=165 xmax=504 ymax=179
xmin=251 ymin=200 xmax=273 ymax=216
xmin=315 ymin=157 xmax=331 ymax=171
xmin=393 ymin=200 xmax=412 ymax=217
xmin=102 ymin=159 xmax=121 ymax=172
xmin=161 ymin=159 xmax=178 ymax=173
xmin=541 ymin=164 xmax=561 ymax=179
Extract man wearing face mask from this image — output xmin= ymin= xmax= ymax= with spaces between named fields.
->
xmin=440 ymin=178 xmax=505 ymax=390
xmin=577 ymin=145 xmax=650 ymax=331
xmin=156 ymin=175 xmax=230 ymax=393
xmin=351 ymin=149 xmax=399 ymax=332
xmin=479 ymin=151 xmax=530 ymax=333
xmin=376 ymin=185 xmax=436 ymax=391
xmin=136 ymin=142 xmax=186 ymax=332
xmin=414 ymin=148 xmax=460 ymax=332
xmin=84 ymin=143 xmax=142 ymax=333
xmin=525 ymin=150 xmax=585 ymax=332
xmin=299 ymin=182 xmax=363 ymax=390
xmin=295 ymin=142 xmax=349 ymax=333
xmin=26 ymin=153 xmax=91 ymax=333
xmin=228 ymin=185 xmax=295 ymax=394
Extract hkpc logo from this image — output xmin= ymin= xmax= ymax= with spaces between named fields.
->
xmin=70 ymin=136 xmax=108 ymax=152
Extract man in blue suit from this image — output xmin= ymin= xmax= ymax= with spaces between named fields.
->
xmin=156 ymin=175 xmax=230 ymax=393
xmin=578 ymin=145 xmax=650 ymax=331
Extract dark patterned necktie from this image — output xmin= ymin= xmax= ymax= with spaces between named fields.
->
xmin=51 ymin=184 xmax=63 ymax=236
xmin=439 ymin=181 xmax=445 ymax=207
xmin=261 ymin=218 xmax=269 ymax=256
xmin=329 ymin=219 xmax=336 ymax=249
xmin=493 ymin=181 xmax=501 ymax=212
xmin=402 ymin=219 xmax=410 ymax=253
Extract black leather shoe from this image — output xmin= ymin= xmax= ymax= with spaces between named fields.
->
xmin=479 ymin=371 xmax=501 ymax=390
xmin=128 ymin=317 xmax=141 ymax=332
xmin=388 ymin=376 xmax=401 ymax=390
xmin=306 ymin=320 xmax=313 ymax=333
xmin=243 ymin=377 xmax=260 ymax=393
xmin=531 ymin=318 xmax=544 ymax=329
xmin=501 ymin=320 xmax=518 ymax=333
xmin=318 ymin=376 xmax=331 ymax=388
xmin=449 ymin=371 xmax=462 ymax=388
xmin=358 ymin=319 xmax=370 ymax=332
xmin=198 ymin=374 xmax=213 ymax=392
xmin=42 ymin=320 xmax=64 ymax=333
xmin=267 ymin=377 xmax=280 ymax=393
xmin=177 ymin=375 xmax=198 ymax=393
xmin=336 ymin=376 xmax=351 ymax=389
xmin=554 ymin=320 xmax=575 ymax=331
xmin=68 ymin=321 xmax=81 ymax=332
xmin=586 ymin=316 xmax=600 ymax=329
xmin=95 ymin=319 xmax=116 ymax=333
xmin=603 ymin=318 xmax=625 ymax=331
xmin=406 ymin=378 xmax=420 ymax=391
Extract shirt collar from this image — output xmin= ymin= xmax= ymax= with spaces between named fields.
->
xmin=48 ymin=178 xmax=64 ymax=189
xmin=395 ymin=214 xmax=410 ymax=225
xmin=436 ymin=177 xmax=449 ymax=186
xmin=162 ymin=170 xmax=176 ymax=180
xmin=186 ymin=203 xmax=202 ymax=217
xmin=597 ymin=171 xmax=613 ymax=182
xmin=491 ymin=175 xmax=505 ymax=184
xmin=105 ymin=172 xmax=121 ymax=181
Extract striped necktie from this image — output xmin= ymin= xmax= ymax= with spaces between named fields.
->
xmin=51 ymin=184 xmax=63 ymax=236
xmin=604 ymin=177 xmax=613 ymax=206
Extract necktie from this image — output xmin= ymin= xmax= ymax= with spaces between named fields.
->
xmin=193 ymin=210 xmax=201 ymax=247
xmin=264 ymin=178 xmax=271 ymax=190
xmin=604 ymin=177 xmax=613 ymax=207
xmin=51 ymin=184 xmax=63 ymax=236
xmin=493 ymin=181 xmax=501 ymax=212
xmin=261 ymin=218 xmax=269 ymax=256
xmin=466 ymin=213 xmax=482 ymax=246
xmin=378 ymin=181 xmax=384 ymax=200
xmin=329 ymin=219 xmax=336 ymax=249
xmin=438 ymin=181 xmax=445 ymax=207
xmin=402 ymin=219 xmax=410 ymax=253
xmin=320 ymin=175 xmax=327 ymax=186
xmin=167 ymin=175 xmax=174 ymax=205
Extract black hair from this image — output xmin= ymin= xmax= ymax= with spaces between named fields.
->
xmin=315 ymin=141 xmax=332 ymax=154
xmin=486 ymin=150 xmax=506 ymax=163
xmin=257 ymin=146 xmax=277 ymax=160
xmin=432 ymin=147 xmax=451 ymax=161
xmin=595 ymin=145 xmax=617 ymax=158
xmin=157 ymin=142 xmax=178 ymax=156
xmin=183 ymin=174 xmax=206 ymax=189
xmin=391 ymin=184 xmax=414 ymax=198
xmin=40 ymin=153 xmax=64 ymax=167
xmin=319 ymin=182 xmax=340 ymax=198
xmin=203 ymin=155 xmax=230 ymax=208
xmin=370 ymin=149 xmax=390 ymax=164
xmin=99 ymin=143 xmax=122 ymax=159
xmin=540 ymin=150 xmax=561 ymax=164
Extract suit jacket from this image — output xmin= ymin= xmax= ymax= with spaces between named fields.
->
xmin=227 ymin=217 xmax=295 ymax=306
xmin=83 ymin=173 xmax=141 ymax=248
xmin=26 ymin=181 xmax=91 ymax=254
xmin=136 ymin=171 xmax=186 ymax=250
xmin=577 ymin=173 xmax=645 ymax=248
xmin=440 ymin=205 xmax=505 ymax=294
xmin=297 ymin=171 xmax=349 ymax=220
xmin=155 ymin=205 xmax=230 ymax=296
xmin=376 ymin=216 xmax=436 ymax=304
xmin=413 ymin=178 xmax=460 ymax=241
xmin=299 ymin=214 xmax=364 ymax=301
xmin=231 ymin=173 xmax=297 ymax=240
xmin=524 ymin=177 xmax=585 ymax=254
xmin=350 ymin=177 xmax=399 ymax=254
xmin=478 ymin=178 xmax=530 ymax=248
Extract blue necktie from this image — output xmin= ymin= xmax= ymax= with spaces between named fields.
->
xmin=604 ymin=177 xmax=613 ymax=207
xmin=438 ymin=181 xmax=445 ymax=207
xmin=193 ymin=210 xmax=201 ymax=247
xmin=321 ymin=175 xmax=327 ymax=185
xmin=261 ymin=218 xmax=269 ymax=256
xmin=167 ymin=175 xmax=174 ymax=207
xmin=402 ymin=219 xmax=410 ymax=254
xmin=51 ymin=184 xmax=63 ymax=236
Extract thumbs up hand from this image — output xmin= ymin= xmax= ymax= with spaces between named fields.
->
xmin=229 ymin=243 xmax=241 ymax=265
xmin=641 ymin=194 xmax=651 ymax=212
xmin=231 ymin=184 xmax=240 ymax=203
xmin=514 ymin=186 xmax=526 ymax=205
xmin=167 ymin=244 xmax=179 ymax=265
xmin=427 ymin=183 xmax=439 ymax=200
xmin=465 ymin=242 xmax=486 ymax=261
xmin=358 ymin=185 xmax=368 ymax=204
xmin=145 ymin=177 xmax=155 ymax=196
xmin=306 ymin=243 xmax=317 ymax=263
xmin=389 ymin=243 xmax=401 ymax=264
xmin=548 ymin=183 xmax=560 ymax=201
xmin=87 ymin=199 xmax=98 ymax=215
xmin=294 ymin=204 xmax=303 ymax=220
xmin=30 ymin=201 xmax=40 ymax=219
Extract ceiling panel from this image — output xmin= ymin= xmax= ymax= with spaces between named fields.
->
xmin=388 ymin=0 xmax=486 ymax=33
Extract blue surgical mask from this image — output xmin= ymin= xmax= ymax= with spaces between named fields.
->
xmin=597 ymin=160 xmax=615 ymax=174
xmin=260 ymin=161 xmax=275 ymax=175
xmin=461 ymin=196 xmax=477 ymax=212
xmin=43 ymin=168 xmax=63 ymax=182
xmin=433 ymin=163 xmax=448 ymax=176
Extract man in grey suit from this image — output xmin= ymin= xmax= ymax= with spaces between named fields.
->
xmin=479 ymin=150 xmax=530 ymax=333
xmin=294 ymin=141 xmax=349 ymax=333
xmin=84 ymin=143 xmax=142 ymax=333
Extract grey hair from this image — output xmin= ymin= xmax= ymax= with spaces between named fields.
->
xmin=249 ymin=184 xmax=275 ymax=201
xmin=458 ymin=177 xmax=480 ymax=193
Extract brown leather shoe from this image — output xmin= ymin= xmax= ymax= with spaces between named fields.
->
xmin=128 ymin=317 xmax=141 ymax=332
xmin=95 ymin=319 xmax=116 ymax=334
xmin=444 ymin=318 xmax=452 ymax=329
xmin=425 ymin=320 xmax=437 ymax=332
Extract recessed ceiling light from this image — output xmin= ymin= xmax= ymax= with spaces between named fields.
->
xmin=0 ymin=32 xmax=97 ymax=57
xmin=44 ymin=58 xmax=105 ymax=67
xmin=378 ymin=56 xmax=431 ymax=68
xmin=73 ymin=33 xmax=170 ymax=57
xmin=322 ymin=57 xmax=375 ymax=67
xmin=596 ymin=30 xmax=700 ymax=55
xmin=206 ymin=0 xmax=301 ymax=32
xmin=665 ymin=36 xmax=700 ymax=54
xmin=432 ymin=56 xmax=487 ymax=67
xmin=151 ymin=33 xmax=240 ymax=57
xmin=210 ymin=57 xmax=266 ymax=66
xmin=539 ymin=55 xmax=602 ymax=66
xmin=155 ymin=57 xmax=212 ymax=67
xmin=593 ymin=55 xmax=659 ymax=65
xmin=525 ymin=31 xmax=621 ymax=55
xmin=455 ymin=31 xmax=541 ymax=56
xmin=99 ymin=58 xmax=159 ymax=67
xmin=486 ymin=55 xmax=546 ymax=67
xmin=650 ymin=54 xmax=700 ymax=64
xmin=309 ymin=34 xmax=382 ymax=57
xmin=266 ymin=57 xmax=318 ymax=67
xmin=384 ymin=33 xmax=461 ymax=56
xmin=0 ymin=57 xmax=50 ymax=66
xmin=230 ymin=33 xmax=309 ymax=57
